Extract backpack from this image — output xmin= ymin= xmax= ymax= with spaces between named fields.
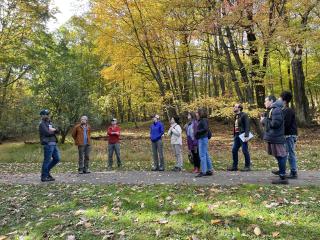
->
xmin=208 ymin=128 xmax=212 ymax=139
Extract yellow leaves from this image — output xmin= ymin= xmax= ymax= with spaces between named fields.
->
xmin=237 ymin=209 xmax=247 ymax=217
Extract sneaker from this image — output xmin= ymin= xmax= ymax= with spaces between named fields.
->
xmin=41 ymin=176 xmax=55 ymax=182
xmin=78 ymin=170 xmax=84 ymax=174
xmin=83 ymin=169 xmax=91 ymax=174
xmin=227 ymin=167 xmax=238 ymax=171
xmin=287 ymin=171 xmax=298 ymax=179
xmin=172 ymin=167 xmax=182 ymax=172
xmin=48 ymin=174 xmax=55 ymax=181
xmin=272 ymin=178 xmax=289 ymax=185
xmin=205 ymin=171 xmax=213 ymax=176
xmin=195 ymin=172 xmax=206 ymax=178
xmin=151 ymin=167 xmax=159 ymax=171
xmin=158 ymin=168 xmax=165 ymax=171
xmin=106 ymin=166 xmax=113 ymax=171
xmin=192 ymin=167 xmax=200 ymax=173
xmin=240 ymin=166 xmax=251 ymax=172
xmin=272 ymin=170 xmax=280 ymax=175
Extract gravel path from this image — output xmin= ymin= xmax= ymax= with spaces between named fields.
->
xmin=0 ymin=170 xmax=319 ymax=186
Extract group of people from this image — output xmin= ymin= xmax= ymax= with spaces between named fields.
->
xmin=38 ymin=91 xmax=298 ymax=185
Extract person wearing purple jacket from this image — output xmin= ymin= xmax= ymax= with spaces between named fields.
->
xmin=185 ymin=112 xmax=200 ymax=173
xmin=150 ymin=114 xmax=165 ymax=171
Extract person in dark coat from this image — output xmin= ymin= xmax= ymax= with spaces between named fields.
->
xmin=195 ymin=108 xmax=213 ymax=177
xmin=227 ymin=103 xmax=251 ymax=171
xmin=279 ymin=91 xmax=298 ymax=179
xmin=39 ymin=109 xmax=61 ymax=182
xmin=260 ymin=96 xmax=288 ymax=184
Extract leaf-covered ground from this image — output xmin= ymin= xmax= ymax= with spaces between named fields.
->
xmin=1 ymin=184 xmax=320 ymax=240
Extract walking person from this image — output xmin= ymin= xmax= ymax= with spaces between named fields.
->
xmin=72 ymin=116 xmax=91 ymax=174
xmin=260 ymin=96 xmax=288 ymax=184
xmin=150 ymin=114 xmax=165 ymax=171
xmin=107 ymin=118 xmax=122 ymax=170
xmin=168 ymin=116 xmax=183 ymax=172
xmin=280 ymin=91 xmax=298 ymax=179
xmin=39 ymin=109 xmax=61 ymax=182
xmin=185 ymin=112 xmax=200 ymax=173
xmin=227 ymin=103 xmax=251 ymax=171
xmin=195 ymin=108 xmax=213 ymax=177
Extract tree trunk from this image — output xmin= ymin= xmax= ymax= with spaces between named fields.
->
xmin=290 ymin=45 xmax=310 ymax=125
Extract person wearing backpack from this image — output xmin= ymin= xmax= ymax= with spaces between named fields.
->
xmin=185 ymin=112 xmax=200 ymax=173
xmin=168 ymin=116 xmax=183 ymax=172
xmin=261 ymin=96 xmax=288 ymax=184
xmin=227 ymin=103 xmax=252 ymax=172
xmin=195 ymin=108 xmax=213 ymax=177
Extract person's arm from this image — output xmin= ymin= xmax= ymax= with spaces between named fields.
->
xmin=39 ymin=122 xmax=53 ymax=137
xmin=171 ymin=125 xmax=181 ymax=137
xmin=197 ymin=120 xmax=208 ymax=135
xmin=113 ymin=126 xmax=120 ymax=135
xmin=160 ymin=122 xmax=164 ymax=136
xmin=71 ymin=126 xmax=77 ymax=140
xmin=107 ymin=127 xmax=112 ymax=136
xmin=269 ymin=108 xmax=283 ymax=129
xmin=243 ymin=113 xmax=250 ymax=137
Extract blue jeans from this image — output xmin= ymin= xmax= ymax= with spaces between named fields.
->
xmin=198 ymin=137 xmax=213 ymax=174
xmin=232 ymin=135 xmax=251 ymax=168
xmin=41 ymin=145 xmax=61 ymax=178
xmin=285 ymin=136 xmax=297 ymax=172
xmin=276 ymin=156 xmax=287 ymax=177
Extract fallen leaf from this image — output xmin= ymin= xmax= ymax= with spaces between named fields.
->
xmin=74 ymin=209 xmax=85 ymax=216
xmin=169 ymin=210 xmax=179 ymax=215
xmin=85 ymin=222 xmax=92 ymax=228
xmin=117 ymin=230 xmax=125 ymax=236
xmin=155 ymin=229 xmax=161 ymax=237
xmin=272 ymin=232 xmax=280 ymax=238
xmin=237 ymin=210 xmax=247 ymax=217
xmin=211 ymin=219 xmax=222 ymax=225
xmin=189 ymin=236 xmax=200 ymax=240
xmin=254 ymin=226 xmax=261 ymax=236
xmin=66 ymin=235 xmax=76 ymax=240
xmin=159 ymin=219 xmax=169 ymax=224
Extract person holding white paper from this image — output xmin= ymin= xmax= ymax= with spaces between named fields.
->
xmin=227 ymin=103 xmax=252 ymax=172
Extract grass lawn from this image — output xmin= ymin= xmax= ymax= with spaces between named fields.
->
xmin=1 ymin=184 xmax=320 ymax=240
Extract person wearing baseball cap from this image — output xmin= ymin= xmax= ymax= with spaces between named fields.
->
xmin=39 ymin=109 xmax=60 ymax=182
xmin=107 ymin=118 xmax=122 ymax=170
xmin=150 ymin=114 xmax=165 ymax=171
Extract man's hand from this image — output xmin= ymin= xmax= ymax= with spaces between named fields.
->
xmin=244 ymin=137 xmax=249 ymax=142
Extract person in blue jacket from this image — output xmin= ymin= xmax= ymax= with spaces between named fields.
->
xmin=150 ymin=114 xmax=165 ymax=171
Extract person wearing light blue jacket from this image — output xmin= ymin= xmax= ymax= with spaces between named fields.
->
xmin=150 ymin=114 xmax=165 ymax=171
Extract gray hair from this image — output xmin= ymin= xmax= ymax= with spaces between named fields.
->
xmin=80 ymin=116 xmax=88 ymax=121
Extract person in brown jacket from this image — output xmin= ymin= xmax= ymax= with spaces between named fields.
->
xmin=72 ymin=116 xmax=91 ymax=174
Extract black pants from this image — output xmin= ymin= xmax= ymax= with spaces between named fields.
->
xmin=191 ymin=149 xmax=200 ymax=168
